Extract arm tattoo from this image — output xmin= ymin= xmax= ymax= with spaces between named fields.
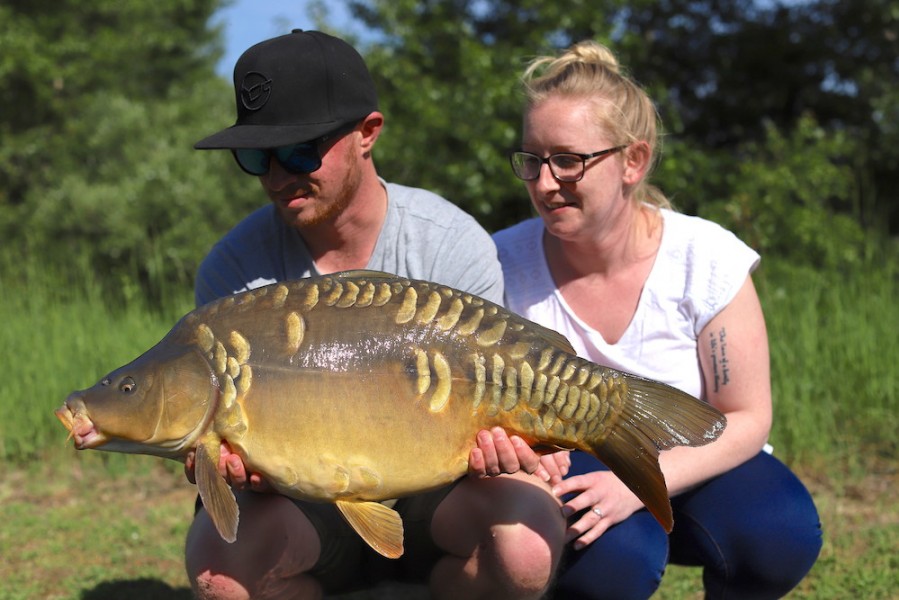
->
xmin=709 ymin=327 xmax=730 ymax=393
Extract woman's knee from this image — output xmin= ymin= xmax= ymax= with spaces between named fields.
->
xmin=673 ymin=453 xmax=823 ymax=598
xmin=714 ymin=510 xmax=822 ymax=599
xmin=553 ymin=512 xmax=668 ymax=600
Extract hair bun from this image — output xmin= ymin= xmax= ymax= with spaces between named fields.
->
xmin=568 ymin=40 xmax=621 ymax=74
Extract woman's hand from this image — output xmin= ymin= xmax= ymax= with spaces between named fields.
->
xmin=552 ymin=470 xmax=644 ymax=550
xmin=184 ymin=442 xmax=271 ymax=492
xmin=467 ymin=427 xmax=571 ymax=484
xmin=539 ymin=450 xmax=572 ymax=485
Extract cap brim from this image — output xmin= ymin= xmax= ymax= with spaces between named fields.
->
xmin=194 ymin=122 xmax=344 ymax=150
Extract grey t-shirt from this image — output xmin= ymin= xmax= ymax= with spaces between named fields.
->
xmin=195 ymin=181 xmax=503 ymax=307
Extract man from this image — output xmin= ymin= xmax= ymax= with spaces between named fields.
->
xmin=184 ymin=30 xmax=565 ymax=600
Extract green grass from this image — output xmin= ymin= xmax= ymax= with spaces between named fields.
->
xmin=653 ymin=466 xmax=899 ymax=599
xmin=1 ymin=252 xmax=896 ymax=598
xmin=2 ymin=462 xmax=895 ymax=599
xmin=0 ymin=463 xmax=195 ymax=600
xmin=760 ymin=260 xmax=898 ymax=468
xmin=0 ymin=254 xmax=196 ymax=599
xmin=0 ymin=252 xmax=192 ymax=466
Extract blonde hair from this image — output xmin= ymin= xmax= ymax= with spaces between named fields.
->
xmin=521 ymin=41 xmax=670 ymax=209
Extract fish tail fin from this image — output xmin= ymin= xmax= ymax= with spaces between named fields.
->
xmin=580 ymin=375 xmax=726 ymax=532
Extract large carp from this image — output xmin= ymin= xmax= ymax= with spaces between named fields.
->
xmin=56 ymin=270 xmax=725 ymax=558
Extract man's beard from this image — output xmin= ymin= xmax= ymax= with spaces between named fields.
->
xmin=281 ymin=150 xmax=362 ymax=228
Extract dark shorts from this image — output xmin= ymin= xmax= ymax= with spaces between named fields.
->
xmin=305 ymin=484 xmax=458 ymax=592
xmin=195 ymin=481 xmax=459 ymax=593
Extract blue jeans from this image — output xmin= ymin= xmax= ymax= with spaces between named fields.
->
xmin=551 ymin=451 xmax=822 ymax=600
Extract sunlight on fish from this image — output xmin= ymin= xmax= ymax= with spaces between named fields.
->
xmin=55 ymin=270 xmax=726 ymax=558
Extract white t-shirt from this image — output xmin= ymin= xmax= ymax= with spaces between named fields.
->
xmin=493 ymin=209 xmax=759 ymax=401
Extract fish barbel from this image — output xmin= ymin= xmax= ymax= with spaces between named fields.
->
xmin=55 ymin=270 xmax=725 ymax=558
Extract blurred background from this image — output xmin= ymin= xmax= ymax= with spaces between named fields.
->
xmin=2 ymin=0 xmax=895 ymax=298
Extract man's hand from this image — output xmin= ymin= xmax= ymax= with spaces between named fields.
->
xmin=184 ymin=442 xmax=271 ymax=492
xmin=468 ymin=427 xmax=570 ymax=484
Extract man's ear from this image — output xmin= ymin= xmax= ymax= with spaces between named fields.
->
xmin=358 ymin=111 xmax=385 ymax=151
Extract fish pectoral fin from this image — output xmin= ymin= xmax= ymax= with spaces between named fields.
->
xmin=195 ymin=441 xmax=239 ymax=543
xmin=335 ymin=499 xmax=404 ymax=559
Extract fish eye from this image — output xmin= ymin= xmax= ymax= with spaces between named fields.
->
xmin=119 ymin=377 xmax=136 ymax=394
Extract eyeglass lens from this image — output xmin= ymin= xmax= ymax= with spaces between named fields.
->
xmin=510 ymin=152 xmax=587 ymax=182
xmin=233 ymin=143 xmax=321 ymax=176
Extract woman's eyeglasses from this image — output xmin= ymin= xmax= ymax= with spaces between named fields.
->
xmin=232 ymin=121 xmax=360 ymax=176
xmin=509 ymin=146 xmax=627 ymax=182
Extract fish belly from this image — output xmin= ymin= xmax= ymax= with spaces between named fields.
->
xmin=228 ymin=370 xmax=483 ymax=503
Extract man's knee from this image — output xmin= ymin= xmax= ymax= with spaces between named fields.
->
xmin=433 ymin=472 xmax=565 ymax=596
xmin=186 ymin=493 xmax=322 ymax=600
xmin=492 ymin=518 xmax=561 ymax=596
xmin=186 ymin=509 xmax=250 ymax=600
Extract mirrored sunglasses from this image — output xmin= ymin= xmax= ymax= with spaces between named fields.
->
xmin=232 ymin=143 xmax=321 ymax=176
xmin=230 ymin=120 xmax=362 ymax=177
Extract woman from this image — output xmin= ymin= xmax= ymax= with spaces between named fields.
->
xmin=493 ymin=41 xmax=822 ymax=599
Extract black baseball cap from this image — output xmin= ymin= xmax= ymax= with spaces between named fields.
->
xmin=195 ymin=29 xmax=378 ymax=150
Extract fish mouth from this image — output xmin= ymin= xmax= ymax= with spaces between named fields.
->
xmin=55 ymin=397 xmax=107 ymax=450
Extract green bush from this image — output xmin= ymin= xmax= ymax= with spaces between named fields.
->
xmin=708 ymin=116 xmax=866 ymax=270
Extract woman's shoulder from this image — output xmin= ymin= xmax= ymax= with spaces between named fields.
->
xmin=493 ymin=217 xmax=543 ymax=253
xmin=662 ymin=208 xmax=742 ymax=247
xmin=661 ymin=208 xmax=758 ymax=265
xmin=493 ymin=218 xmax=546 ymax=279
xmin=658 ymin=208 xmax=760 ymax=330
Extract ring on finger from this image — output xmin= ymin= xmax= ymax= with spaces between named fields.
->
xmin=592 ymin=507 xmax=604 ymax=519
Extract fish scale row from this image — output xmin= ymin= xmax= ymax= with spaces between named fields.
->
xmin=195 ymin=323 xmax=250 ymax=437
xmin=482 ymin=349 xmax=623 ymax=442
xmin=191 ymin=275 xmax=624 ymax=444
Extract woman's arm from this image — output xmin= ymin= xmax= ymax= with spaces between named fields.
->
xmin=658 ymin=273 xmax=773 ymax=495
xmin=552 ymin=274 xmax=774 ymax=547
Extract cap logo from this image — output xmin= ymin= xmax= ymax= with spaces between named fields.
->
xmin=240 ymin=72 xmax=273 ymax=111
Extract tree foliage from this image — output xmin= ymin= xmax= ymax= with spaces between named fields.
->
xmin=618 ymin=0 xmax=899 ymax=233
xmin=0 ymin=0 xmax=894 ymax=304
xmin=339 ymin=0 xmax=894 ymax=260
xmin=1 ymin=0 xmax=259 ymax=301
xmin=696 ymin=116 xmax=866 ymax=270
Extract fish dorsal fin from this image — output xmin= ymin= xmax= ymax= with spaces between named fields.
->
xmin=525 ymin=319 xmax=577 ymax=355
xmin=336 ymin=270 xmax=576 ymax=353
xmin=334 ymin=269 xmax=393 ymax=279
xmin=332 ymin=268 xmax=576 ymax=354
xmin=335 ymin=499 xmax=404 ymax=558
xmin=195 ymin=439 xmax=239 ymax=543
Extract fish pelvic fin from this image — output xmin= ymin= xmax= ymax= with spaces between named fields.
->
xmin=336 ymin=499 xmax=404 ymax=559
xmin=583 ymin=376 xmax=726 ymax=533
xmin=195 ymin=439 xmax=239 ymax=543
